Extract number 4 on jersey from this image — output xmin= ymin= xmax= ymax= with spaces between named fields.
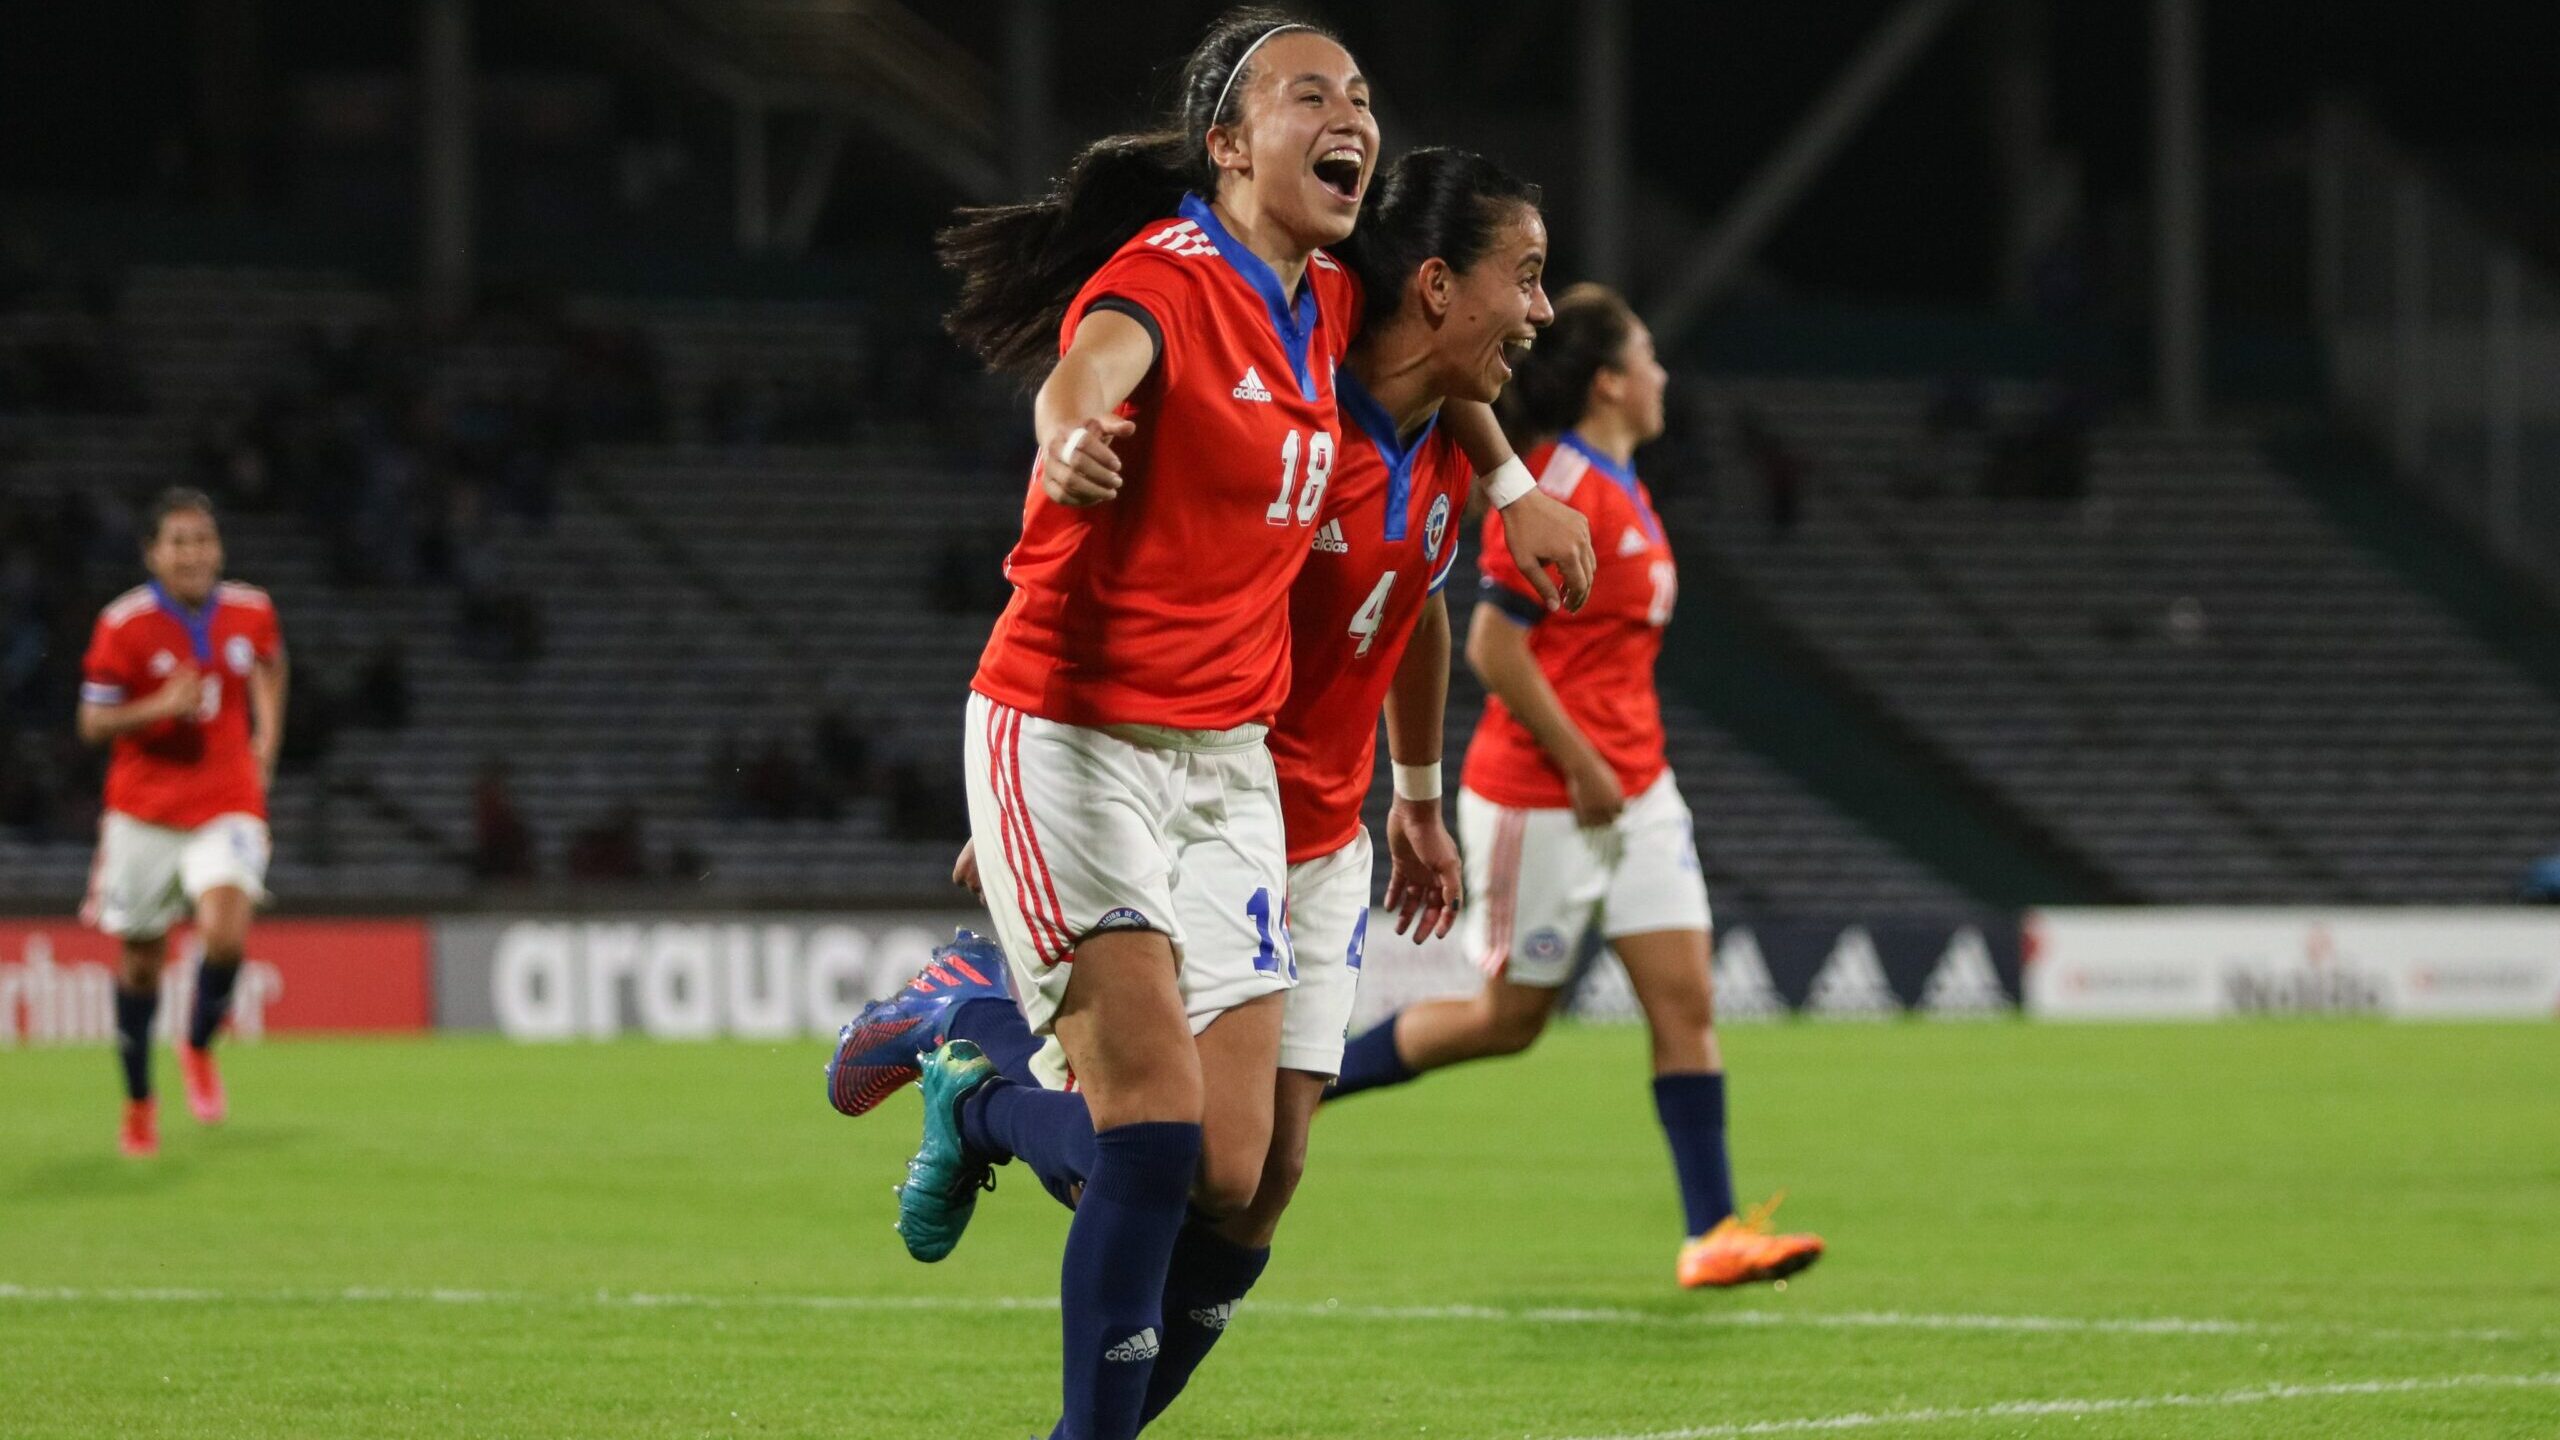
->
xmin=1347 ymin=573 xmax=1396 ymax=657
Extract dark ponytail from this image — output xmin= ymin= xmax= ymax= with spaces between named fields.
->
xmin=1499 ymin=282 xmax=1637 ymax=444
xmin=938 ymin=6 xmax=1340 ymax=380
xmin=1341 ymin=147 xmax=1541 ymax=332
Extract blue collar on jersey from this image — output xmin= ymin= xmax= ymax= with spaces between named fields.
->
xmin=1335 ymin=368 xmax=1439 ymax=542
xmin=147 ymin=580 xmax=220 ymax=665
xmin=1561 ymin=430 xmax=1663 ymax=543
xmin=1180 ymin=193 xmax=1321 ymax=403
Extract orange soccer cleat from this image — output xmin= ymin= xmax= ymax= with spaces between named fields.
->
xmin=179 ymin=1044 xmax=226 ymax=1125
xmin=119 ymin=1098 xmax=159 ymax=1158
xmin=1677 ymin=1193 xmax=1824 ymax=1289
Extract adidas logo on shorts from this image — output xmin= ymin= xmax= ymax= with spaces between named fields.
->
xmin=1312 ymin=519 xmax=1349 ymax=554
xmin=1619 ymin=526 xmax=1650 ymax=556
xmin=1104 ymin=1327 xmax=1162 ymax=1362
xmin=1232 ymin=367 xmax=1274 ymax=402
xmin=1187 ymin=1301 xmax=1237 ymax=1332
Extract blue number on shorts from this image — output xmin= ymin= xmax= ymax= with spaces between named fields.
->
xmin=1346 ymin=908 xmax=1368 ymax=972
xmin=1246 ymin=888 xmax=1284 ymax=976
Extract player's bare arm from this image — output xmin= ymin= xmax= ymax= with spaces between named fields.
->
xmin=75 ymin=667 xmax=203 ymax=746
xmin=1443 ymin=400 xmax=1594 ymax=611
xmin=1381 ymin=593 xmax=1461 ymax=938
xmin=250 ymin=650 xmax=288 ymax=792
xmin=1464 ymin=600 xmax=1624 ymax=827
xmin=1032 ymin=309 xmax=1157 ymax=507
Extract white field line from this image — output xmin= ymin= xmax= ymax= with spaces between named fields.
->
xmin=1548 ymin=1371 xmax=2560 ymax=1440
xmin=0 ymin=1283 xmax=2538 ymax=1347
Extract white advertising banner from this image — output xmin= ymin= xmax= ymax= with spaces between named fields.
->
xmin=2024 ymin=908 xmax=2560 ymax=1020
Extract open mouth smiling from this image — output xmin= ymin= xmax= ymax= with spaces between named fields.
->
xmin=1313 ymin=146 xmax=1365 ymax=202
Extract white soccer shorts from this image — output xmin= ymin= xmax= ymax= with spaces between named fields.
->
xmin=1279 ymin=827 xmax=1372 ymax=1076
xmin=83 ymin=810 xmax=271 ymax=941
xmin=1456 ymin=770 xmax=1712 ymax=988
xmin=963 ymin=691 xmax=1295 ymax=1045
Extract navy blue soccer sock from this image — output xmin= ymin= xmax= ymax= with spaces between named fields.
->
xmin=1323 ymin=1013 xmax=1416 ymax=1099
xmin=1652 ymin=1070 xmax=1736 ymax=1236
xmin=1050 ymin=1120 xmax=1200 ymax=1440
xmin=960 ymin=1076 xmax=1097 ymax=1207
xmin=944 ymin=996 xmax=1041 ymax=1085
xmin=1138 ymin=1220 xmax=1271 ymax=1426
xmin=114 ymin=987 xmax=159 ymax=1101
xmin=187 ymin=958 xmax=242 ymax=1050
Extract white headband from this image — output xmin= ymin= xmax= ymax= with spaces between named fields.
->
xmin=1211 ymin=24 xmax=1308 ymax=129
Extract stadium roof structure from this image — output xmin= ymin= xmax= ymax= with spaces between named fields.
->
xmin=559 ymin=0 xmax=1005 ymax=247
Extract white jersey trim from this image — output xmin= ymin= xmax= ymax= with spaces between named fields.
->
xmin=1536 ymin=446 xmax=1590 ymax=502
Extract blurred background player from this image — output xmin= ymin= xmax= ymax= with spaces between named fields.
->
xmin=75 ymin=487 xmax=287 ymax=1158
xmin=1326 ymin=285 xmax=1823 ymax=1290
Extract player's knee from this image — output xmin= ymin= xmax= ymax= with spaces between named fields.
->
xmin=1257 ymin=1142 xmax=1307 ymax=1217
xmin=118 ymin=939 xmax=166 ymax=991
xmin=1485 ymin=1004 xmax=1550 ymax=1055
xmin=1645 ymin=985 xmax=1714 ymax=1042
xmin=1192 ymin=1151 xmax=1265 ymax=1221
xmin=1085 ymin=1055 xmax=1204 ymax=1130
xmin=195 ymin=892 xmax=253 ymax=959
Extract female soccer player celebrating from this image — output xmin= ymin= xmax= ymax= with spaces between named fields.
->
xmin=874 ymin=12 xmax=1589 ymax=1438
xmin=1134 ymin=146 xmax=1553 ymax=1422
xmin=832 ymin=144 xmax=1556 ymax=1434
xmin=1328 ymin=285 xmax=1825 ymax=1290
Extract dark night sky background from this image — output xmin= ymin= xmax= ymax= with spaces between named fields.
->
xmin=4 ymin=1 xmax=2552 ymax=312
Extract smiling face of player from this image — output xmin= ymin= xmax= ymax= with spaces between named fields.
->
xmin=146 ymin=506 xmax=224 ymax=606
xmin=1207 ymin=30 xmax=1377 ymax=253
xmin=1424 ymin=203 xmax=1553 ymax=406
xmin=1589 ymin=316 xmax=1670 ymax=444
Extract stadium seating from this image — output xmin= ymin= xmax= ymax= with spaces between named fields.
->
xmin=1 ymin=266 xmax=1972 ymax=914
xmin=45 ymin=267 xmax=2557 ymax=912
xmin=1681 ymin=377 xmax=2560 ymax=902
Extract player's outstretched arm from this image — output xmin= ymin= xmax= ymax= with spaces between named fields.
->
xmin=1031 ymin=310 xmax=1158 ymax=508
xmin=1464 ymin=601 xmax=1624 ymax=828
xmin=75 ymin=668 xmax=202 ymax=746
xmin=1442 ymin=401 xmax=1595 ymax=611
xmin=1381 ymin=594 xmax=1460 ymax=939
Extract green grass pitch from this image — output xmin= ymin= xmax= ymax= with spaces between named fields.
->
xmin=3 ymin=1021 xmax=2554 ymax=1438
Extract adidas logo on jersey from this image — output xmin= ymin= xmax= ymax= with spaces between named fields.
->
xmin=1232 ymin=367 xmax=1274 ymax=402
xmin=1618 ymin=526 xmax=1650 ymax=557
xmin=1104 ymin=1327 xmax=1162 ymax=1362
xmin=1311 ymin=519 xmax=1349 ymax=554
xmin=1187 ymin=1301 xmax=1238 ymax=1332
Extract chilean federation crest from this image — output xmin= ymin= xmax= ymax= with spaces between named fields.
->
xmin=1423 ymin=493 xmax=1453 ymax=563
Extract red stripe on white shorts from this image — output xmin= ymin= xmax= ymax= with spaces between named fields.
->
xmin=1476 ymin=807 xmax=1527 ymax=975
xmin=996 ymin=704 xmax=1075 ymax=965
xmin=985 ymin=701 xmax=1068 ymax=965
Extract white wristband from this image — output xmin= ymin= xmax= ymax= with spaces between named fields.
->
xmin=1392 ymin=762 xmax=1442 ymax=802
xmin=1482 ymin=458 xmax=1536 ymax=509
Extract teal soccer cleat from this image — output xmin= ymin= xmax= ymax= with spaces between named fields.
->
xmin=893 ymin=1039 xmax=999 ymax=1262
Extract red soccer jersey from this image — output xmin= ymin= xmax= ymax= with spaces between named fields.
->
xmin=972 ymin=196 xmax=1363 ymax=731
xmin=1461 ymin=434 xmax=1676 ymax=809
xmin=1270 ymin=373 xmax=1473 ymax=864
xmin=80 ymin=580 xmax=283 ymax=830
